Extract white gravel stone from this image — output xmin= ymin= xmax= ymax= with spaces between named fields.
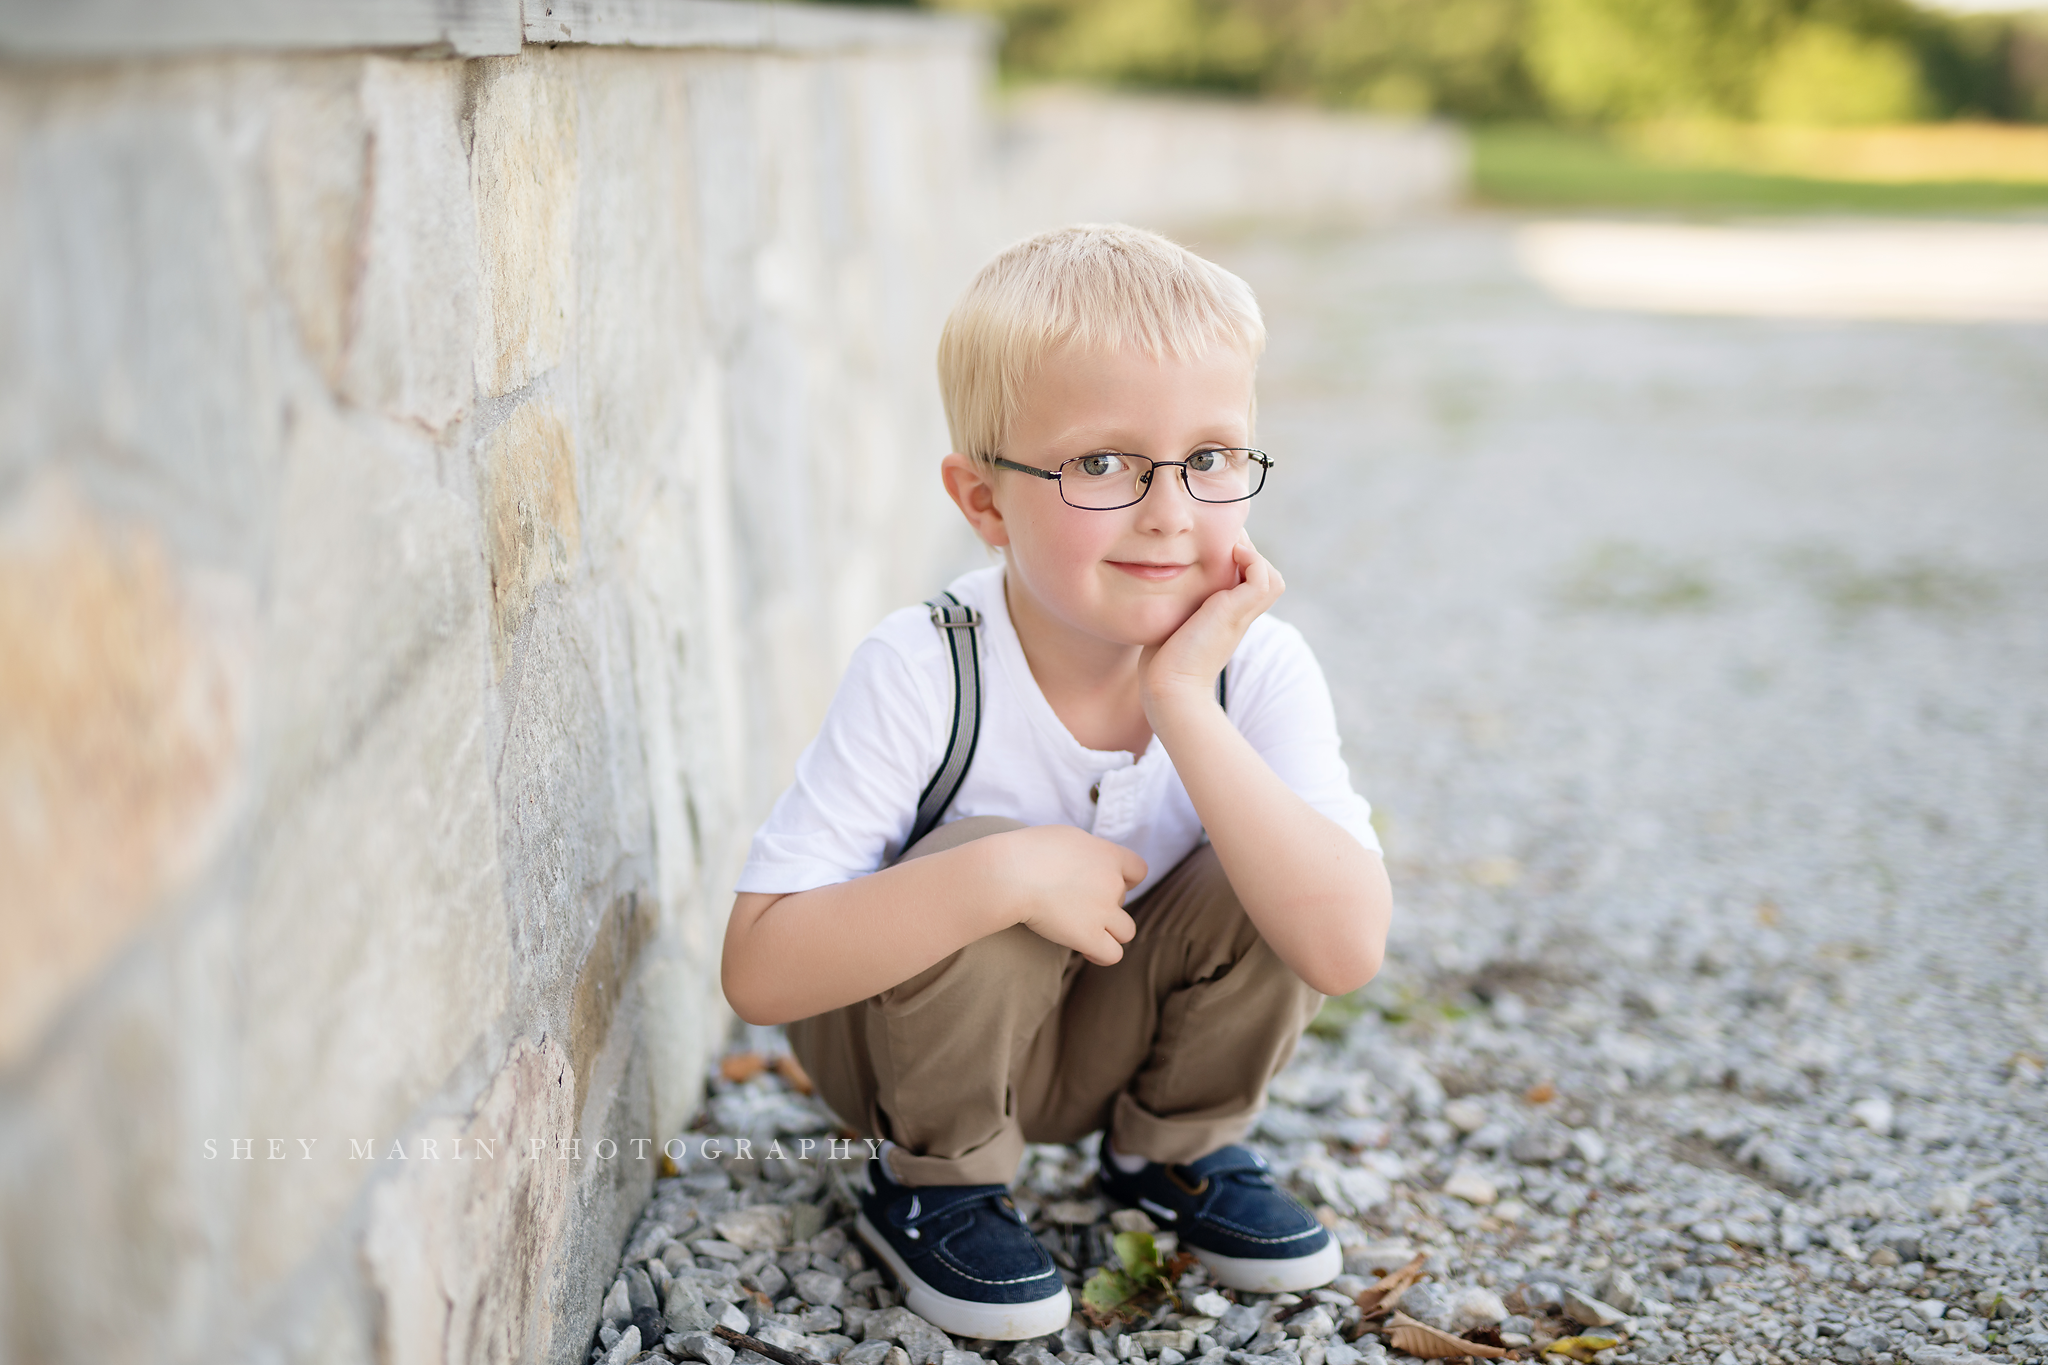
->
xmin=1451 ymin=1288 xmax=1507 ymax=1328
xmin=1928 ymin=1186 xmax=1974 ymax=1217
xmin=1850 ymin=1096 xmax=1897 ymax=1134
xmin=1442 ymin=1098 xmax=1488 ymax=1133
xmin=715 ymin=1206 xmax=792 ymax=1252
xmin=1563 ymin=1289 xmax=1627 ymax=1328
xmin=600 ymin=1327 xmax=641 ymax=1365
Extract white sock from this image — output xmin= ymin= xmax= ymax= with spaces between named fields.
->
xmin=1106 ymin=1139 xmax=1148 ymax=1174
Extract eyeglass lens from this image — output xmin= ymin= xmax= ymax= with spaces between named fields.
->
xmin=1059 ymin=450 xmax=1264 ymax=509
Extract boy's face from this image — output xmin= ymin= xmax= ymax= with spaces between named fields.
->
xmin=974 ymin=343 xmax=1257 ymax=651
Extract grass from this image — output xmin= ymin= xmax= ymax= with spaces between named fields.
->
xmin=1473 ymin=123 xmax=2048 ymax=214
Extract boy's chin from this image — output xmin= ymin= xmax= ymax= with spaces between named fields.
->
xmin=1126 ymin=603 xmax=1204 ymax=650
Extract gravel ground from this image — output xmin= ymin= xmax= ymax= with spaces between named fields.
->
xmin=587 ymin=216 xmax=2047 ymax=1365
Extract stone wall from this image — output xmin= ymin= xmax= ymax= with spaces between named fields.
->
xmin=0 ymin=6 xmax=1465 ymax=1364
xmin=996 ymin=87 xmax=1468 ymax=234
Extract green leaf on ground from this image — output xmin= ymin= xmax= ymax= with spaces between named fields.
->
xmin=1083 ymin=1231 xmax=1176 ymax=1323
xmin=1082 ymin=1266 xmax=1137 ymax=1314
xmin=1113 ymin=1230 xmax=1167 ymax=1285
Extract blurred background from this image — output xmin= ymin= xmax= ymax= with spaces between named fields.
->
xmin=933 ymin=0 xmax=2048 ymax=214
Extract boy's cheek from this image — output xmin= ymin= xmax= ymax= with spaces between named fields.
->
xmin=1197 ymin=537 xmax=1244 ymax=596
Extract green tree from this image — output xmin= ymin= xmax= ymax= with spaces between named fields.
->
xmin=1284 ymin=0 xmax=1538 ymax=117
xmin=931 ymin=0 xmax=2036 ymax=124
xmin=1755 ymin=22 xmax=1930 ymax=124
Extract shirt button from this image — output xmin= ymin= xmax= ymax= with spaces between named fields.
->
xmin=1089 ymin=782 xmax=1100 ymax=803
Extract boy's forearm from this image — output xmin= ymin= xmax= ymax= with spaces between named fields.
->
xmin=722 ymin=843 xmax=1016 ymax=1026
xmin=1150 ymin=692 xmax=1390 ymax=997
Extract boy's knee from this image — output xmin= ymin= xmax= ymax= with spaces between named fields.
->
xmin=1166 ymin=844 xmax=1251 ymax=932
xmin=883 ymin=922 xmax=1068 ymax=1009
xmin=965 ymin=922 xmax=1070 ymax=978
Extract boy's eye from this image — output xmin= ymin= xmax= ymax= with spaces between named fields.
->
xmin=1072 ymin=453 xmax=1128 ymax=478
xmin=1186 ymin=449 xmax=1223 ymax=474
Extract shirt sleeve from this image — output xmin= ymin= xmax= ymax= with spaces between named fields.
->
xmin=734 ymin=634 xmax=945 ymax=894
xmin=1228 ymin=619 xmax=1382 ymax=858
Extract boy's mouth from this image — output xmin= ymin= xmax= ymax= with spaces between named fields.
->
xmin=1107 ymin=560 xmax=1190 ymax=582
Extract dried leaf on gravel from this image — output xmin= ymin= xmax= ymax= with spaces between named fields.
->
xmin=1382 ymin=1313 xmax=1510 ymax=1359
xmin=1541 ymin=1336 xmax=1620 ymax=1362
xmin=1355 ymin=1252 xmax=1429 ymax=1317
xmin=720 ymin=1052 xmax=769 ymax=1083
xmin=1524 ymin=1081 xmax=1557 ymax=1104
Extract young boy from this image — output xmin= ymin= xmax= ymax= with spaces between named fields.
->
xmin=721 ymin=225 xmax=1391 ymax=1341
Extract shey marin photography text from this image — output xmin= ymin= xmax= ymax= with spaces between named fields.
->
xmin=200 ymin=1135 xmax=886 ymax=1164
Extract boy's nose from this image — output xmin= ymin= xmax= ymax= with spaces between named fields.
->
xmin=1135 ymin=465 xmax=1198 ymax=526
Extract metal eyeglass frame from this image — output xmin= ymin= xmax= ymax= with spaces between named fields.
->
xmin=991 ymin=449 xmax=1273 ymax=511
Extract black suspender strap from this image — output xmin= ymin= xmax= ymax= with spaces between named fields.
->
xmin=904 ymin=587 xmax=1230 ymax=853
xmin=906 ymin=592 xmax=983 ymax=850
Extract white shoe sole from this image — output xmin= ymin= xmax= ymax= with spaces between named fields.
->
xmin=855 ymin=1213 xmax=1073 ymax=1341
xmin=1192 ymin=1237 xmax=1343 ymax=1294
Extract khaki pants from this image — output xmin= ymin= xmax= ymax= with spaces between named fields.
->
xmin=787 ymin=817 xmax=1325 ymax=1187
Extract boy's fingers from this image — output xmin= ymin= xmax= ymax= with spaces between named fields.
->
xmin=1086 ymin=937 xmax=1125 ymax=967
xmin=1119 ymin=848 xmax=1149 ymax=887
xmin=1107 ymin=908 xmax=1137 ymax=943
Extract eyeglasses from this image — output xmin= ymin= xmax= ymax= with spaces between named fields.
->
xmin=993 ymin=448 xmax=1272 ymax=511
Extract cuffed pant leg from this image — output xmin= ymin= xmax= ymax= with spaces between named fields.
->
xmin=785 ymin=817 xmax=1073 ymax=1187
xmin=1020 ymin=843 xmax=1324 ymax=1164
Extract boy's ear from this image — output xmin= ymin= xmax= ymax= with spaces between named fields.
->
xmin=940 ymin=452 xmax=1010 ymax=548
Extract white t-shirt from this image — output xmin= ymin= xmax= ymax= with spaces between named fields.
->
xmin=735 ymin=564 xmax=1380 ymax=903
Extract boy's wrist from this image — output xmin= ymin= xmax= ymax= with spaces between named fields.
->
xmin=952 ymin=831 xmax=1032 ymax=934
xmin=1143 ymin=681 xmax=1226 ymax=738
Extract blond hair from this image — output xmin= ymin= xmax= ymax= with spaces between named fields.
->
xmin=937 ymin=224 xmax=1266 ymax=468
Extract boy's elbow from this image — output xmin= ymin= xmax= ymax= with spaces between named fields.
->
xmin=721 ymin=892 xmax=796 ymax=1026
xmin=1301 ymin=942 xmax=1383 ymax=999
xmin=721 ymin=957 xmax=803 ymax=1028
xmin=722 ymin=971 xmax=770 ymax=1027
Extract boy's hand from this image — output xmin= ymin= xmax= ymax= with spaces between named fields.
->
xmin=1141 ymin=531 xmax=1284 ymax=721
xmin=994 ymin=826 xmax=1146 ymax=964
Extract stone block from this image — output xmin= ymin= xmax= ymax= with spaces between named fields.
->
xmin=0 ymin=477 xmax=250 ymax=1065
xmin=482 ymin=396 xmax=582 ymax=671
xmin=16 ymin=91 xmax=274 ymax=576
xmin=0 ymin=936 xmax=221 ymax=1365
xmin=471 ymin=58 xmax=578 ymax=397
xmin=568 ymin=891 xmax=657 ymax=1119
xmin=265 ymin=63 xmax=368 ymax=388
xmin=338 ymin=58 xmax=479 ymax=432
xmin=364 ymin=1035 xmax=579 ymax=1365
xmin=239 ymin=399 xmax=506 ymax=1275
